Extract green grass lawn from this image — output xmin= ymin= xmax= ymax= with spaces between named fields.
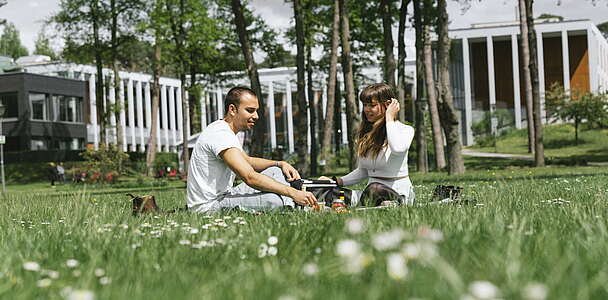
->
xmin=467 ymin=124 xmax=608 ymax=163
xmin=2 ymin=166 xmax=608 ymax=299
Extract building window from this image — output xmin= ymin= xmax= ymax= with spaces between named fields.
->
xmin=31 ymin=139 xmax=48 ymax=150
xmin=30 ymin=93 xmax=51 ymax=121
xmin=0 ymin=92 xmax=18 ymax=118
xmin=54 ymin=95 xmax=83 ymax=123
xmin=57 ymin=138 xmax=84 ymax=150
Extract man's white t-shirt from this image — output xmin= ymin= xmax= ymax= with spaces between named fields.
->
xmin=187 ymin=120 xmax=243 ymax=212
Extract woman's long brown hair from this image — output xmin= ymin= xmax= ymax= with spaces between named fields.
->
xmin=357 ymin=83 xmax=396 ymax=158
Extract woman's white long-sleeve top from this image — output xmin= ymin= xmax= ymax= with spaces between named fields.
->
xmin=341 ymin=121 xmax=415 ymax=186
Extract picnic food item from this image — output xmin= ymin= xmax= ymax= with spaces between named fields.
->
xmin=331 ymin=190 xmax=348 ymax=213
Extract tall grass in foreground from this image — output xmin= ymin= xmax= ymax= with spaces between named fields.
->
xmin=1 ymin=166 xmax=607 ymax=300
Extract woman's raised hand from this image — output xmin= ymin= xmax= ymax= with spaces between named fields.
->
xmin=385 ymin=98 xmax=400 ymax=122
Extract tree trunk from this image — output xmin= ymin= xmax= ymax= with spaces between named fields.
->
xmin=293 ymin=0 xmax=309 ymax=174
xmin=423 ymin=24 xmax=446 ymax=170
xmin=231 ymin=0 xmax=266 ymax=157
xmin=413 ymin=0 xmax=428 ymax=173
xmin=437 ymin=0 xmax=465 ymax=175
xmin=92 ymin=2 xmax=105 ymax=147
xmin=321 ymin=0 xmax=340 ymax=162
xmin=307 ymin=44 xmax=317 ymax=176
xmin=380 ymin=0 xmax=396 ymax=89
xmin=110 ymin=0 xmax=123 ymax=152
xmin=518 ymin=0 xmax=535 ymax=154
xmin=189 ymin=62 xmax=200 ymax=134
xmin=334 ymin=76 xmax=342 ymax=153
xmin=146 ymin=38 xmax=161 ymax=176
xmin=525 ymin=0 xmax=544 ymax=167
xmin=338 ymin=0 xmax=360 ymax=171
xmin=180 ymin=73 xmax=190 ymax=174
xmin=397 ymin=0 xmax=411 ymax=122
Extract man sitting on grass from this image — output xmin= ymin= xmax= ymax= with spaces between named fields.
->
xmin=187 ymin=86 xmax=317 ymax=213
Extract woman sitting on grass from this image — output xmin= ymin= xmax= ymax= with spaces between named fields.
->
xmin=320 ymin=83 xmax=415 ymax=206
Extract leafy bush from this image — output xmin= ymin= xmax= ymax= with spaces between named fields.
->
xmin=79 ymin=144 xmax=130 ymax=183
xmin=472 ymin=109 xmax=514 ymax=147
xmin=545 ymin=83 xmax=608 ymax=144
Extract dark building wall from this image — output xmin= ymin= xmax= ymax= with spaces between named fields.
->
xmin=543 ymin=36 xmax=565 ymax=90
xmin=0 ymin=73 xmax=87 ymax=151
xmin=493 ymin=39 xmax=515 ymax=110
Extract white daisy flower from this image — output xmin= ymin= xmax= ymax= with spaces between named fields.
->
xmin=36 ymin=278 xmax=52 ymax=288
xmin=268 ymin=246 xmax=278 ymax=256
xmin=66 ymin=259 xmax=79 ymax=268
xmin=469 ymin=281 xmax=500 ymax=300
xmin=386 ymin=253 xmax=408 ymax=280
xmin=345 ymin=218 xmax=365 ymax=234
xmin=267 ymin=236 xmax=278 ymax=246
xmin=523 ymin=283 xmax=548 ymax=300
xmin=23 ymin=261 xmax=41 ymax=272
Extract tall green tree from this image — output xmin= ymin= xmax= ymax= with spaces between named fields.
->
xmin=379 ymin=0 xmax=396 ymax=89
xmin=108 ymin=0 xmax=144 ymax=152
xmin=0 ymin=23 xmax=29 ymax=59
xmin=33 ymin=29 xmax=57 ymax=60
xmin=422 ymin=0 xmax=446 ymax=170
xmin=413 ymin=0 xmax=428 ymax=173
xmin=524 ymin=0 xmax=545 ymax=167
xmin=293 ymin=0 xmax=309 ymax=174
xmin=230 ymin=0 xmax=267 ymax=157
xmin=52 ymin=0 xmax=110 ymax=146
xmin=320 ymin=0 xmax=340 ymax=165
xmin=339 ymin=0 xmax=360 ymax=171
xmin=519 ymin=0 xmax=535 ymax=154
xmin=437 ymin=0 xmax=464 ymax=175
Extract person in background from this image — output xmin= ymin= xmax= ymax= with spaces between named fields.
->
xmin=48 ymin=162 xmax=57 ymax=187
xmin=320 ymin=83 xmax=416 ymax=206
xmin=56 ymin=162 xmax=65 ymax=183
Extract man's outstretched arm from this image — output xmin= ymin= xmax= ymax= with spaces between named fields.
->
xmin=243 ymin=154 xmax=301 ymax=182
xmin=220 ymin=148 xmax=314 ymax=206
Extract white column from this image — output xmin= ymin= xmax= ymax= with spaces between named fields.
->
xmin=161 ymin=85 xmax=169 ymax=152
xmin=216 ymin=88 xmax=224 ymax=118
xmin=127 ymin=79 xmax=136 ymax=151
xmin=119 ymin=79 xmax=127 ymax=152
xmin=145 ymin=82 xmax=152 ymax=138
xmin=108 ymin=81 xmax=117 ymax=144
xmin=537 ymin=31 xmax=546 ymax=122
xmin=177 ymin=88 xmax=185 ymax=144
xmin=136 ymin=81 xmax=145 ymax=152
xmin=201 ymin=92 xmax=208 ymax=130
xmin=285 ymin=80 xmax=294 ymax=153
xmin=561 ymin=30 xmax=571 ymax=93
xmin=462 ymin=38 xmax=474 ymax=146
xmin=587 ymin=26 xmax=598 ymax=92
xmin=169 ymin=86 xmax=177 ymax=151
xmin=88 ymin=74 xmax=99 ymax=150
xmin=511 ymin=34 xmax=522 ymax=129
xmin=268 ymin=81 xmax=277 ymax=149
xmin=486 ymin=35 xmax=497 ymax=134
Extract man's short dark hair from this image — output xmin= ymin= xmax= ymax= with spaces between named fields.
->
xmin=225 ymin=86 xmax=257 ymax=113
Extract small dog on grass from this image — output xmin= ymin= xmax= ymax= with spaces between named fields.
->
xmin=127 ymin=193 xmax=160 ymax=216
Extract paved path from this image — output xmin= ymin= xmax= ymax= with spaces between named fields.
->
xmin=462 ymin=149 xmax=534 ymax=161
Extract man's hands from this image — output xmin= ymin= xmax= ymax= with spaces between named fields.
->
xmin=289 ymin=189 xmax=317 ymax=206
xmin=385 ymin=98 xmax=400 ymax=122
xmin=278 ymin=161 xmax=301 ymax=182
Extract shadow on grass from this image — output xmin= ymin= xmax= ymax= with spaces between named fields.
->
xmin=544 ymin=138 xmax=587 ymax=149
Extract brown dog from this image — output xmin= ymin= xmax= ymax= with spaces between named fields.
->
xmin=127 ymin=193 xmax=160 ymax=216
